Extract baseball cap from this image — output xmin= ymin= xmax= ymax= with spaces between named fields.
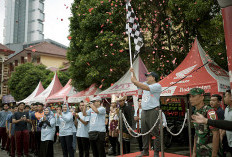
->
xmin=188 ymin=88 xmax=205 ymax=95
xmin=145 ymin=72 xmax=159 ymax=80
xmin=92 ymin=96 xmax=102 ymax=102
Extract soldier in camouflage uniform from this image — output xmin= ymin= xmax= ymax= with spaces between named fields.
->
xmin=189 ymin=88 xmax=220 ymax=157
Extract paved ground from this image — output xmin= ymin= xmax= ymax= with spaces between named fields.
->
xmin=0 ymin=140 xmax=190 ymax=157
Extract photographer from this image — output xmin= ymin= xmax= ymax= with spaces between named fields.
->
xmin=83 ymin=96 xmax=106 ymax=157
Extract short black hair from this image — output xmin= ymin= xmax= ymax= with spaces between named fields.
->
xmin=211 ymin=94 xmax=222 ymax=101
xmin=25 ymin=105 xmax=31 ymax=109
xmin=37 ymin=102 xmax=44 ymax=107
xmin=18 ymin=102 xmax=25 ymax=106
xmin=3 ymin=103 xmax=9 ymax=106
xmin=226 ymin=89 xmax=231 ymax=94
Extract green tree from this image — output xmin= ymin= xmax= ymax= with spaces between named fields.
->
xmin=68 ymin=0 xmax=226 ymax=89
xmin=68 ymin=0 xmax=130 ymax=90
xmin=8 ymin=63 xmax=52 ymax=101
xmin=8 ymin=63 xmax=71 ymax=101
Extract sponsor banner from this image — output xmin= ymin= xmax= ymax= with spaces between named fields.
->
xmin=179 ymin=85 xmax=211 ymax=93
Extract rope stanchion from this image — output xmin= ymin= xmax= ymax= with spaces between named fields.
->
xmin=166 ymin=112 xmax=188 ymax=136
xmin=159 ymin=110 xmax=164 ymax=157
xmin=122 ymin=112 xmax=188 ymax=137
xmin=119 ymin=110 xmax=123 ymax=156
xmin=187 ymin=109 xmax=192 ymax=157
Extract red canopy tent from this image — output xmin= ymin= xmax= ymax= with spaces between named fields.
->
xmin=68 ymin=84 xmax=101 ymax=103
xmin=159 ymin=39 xmax=230 ymax=96
xmin=46 ymin=79 xmax=78 ymax=103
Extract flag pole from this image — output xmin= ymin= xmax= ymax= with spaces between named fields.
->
xmin=128 ymin=32 xmax=133 ymax=68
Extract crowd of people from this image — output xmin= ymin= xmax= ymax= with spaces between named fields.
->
xmin=0 ymin=69 xmax=232 ymax=157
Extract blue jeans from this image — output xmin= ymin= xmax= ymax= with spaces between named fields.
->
xmin=72 ymin=132 xmax=77 ymax=151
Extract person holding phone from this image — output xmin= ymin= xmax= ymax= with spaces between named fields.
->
xmin=56 ymin=103 xmax=74 ymax=157
xmin=12 ymin=102 xmax=30 ymax=157
xmin=83 ymin=96 xmax=106 ymax=157
xmin=75 ymin=101 xmax=90 ymax=157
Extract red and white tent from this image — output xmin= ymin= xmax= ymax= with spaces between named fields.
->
xmin=68 ymin=84 xmax=101 ymax=103
xmin=20 ymin=81 xmax=44 ymax=105
xmin=46 ymin=79 xmax=78 ymax=103
xmin=31 ymin=73 xmax=63 ymax=103
xmin=159 ymin=39 xmax=230 ymax=96
xmin=99 ymin=56 xmax=148 ymax=98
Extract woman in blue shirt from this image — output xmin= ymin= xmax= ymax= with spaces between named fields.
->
xmin=57 ymin=103 xmax=74 ymax=157
xmin=39 ymin=107 xmax=55 ymax=157
xmin=75 ymin=101 xmax=90 ymax=157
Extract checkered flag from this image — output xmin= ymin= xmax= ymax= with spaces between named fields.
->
xmin=126 ymin=0 xmax=144 ymax=58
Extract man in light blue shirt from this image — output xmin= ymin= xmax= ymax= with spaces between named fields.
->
xmin=84 ymin=96 xmax=106 ymax=157
xmin=0 ymin=103 xmax=11 ymax=150
xmin=131 ymin=69 xmax=162 ymax=157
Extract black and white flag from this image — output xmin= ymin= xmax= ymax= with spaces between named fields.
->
xmin=126 ymin=0 xmax=144 ymax=58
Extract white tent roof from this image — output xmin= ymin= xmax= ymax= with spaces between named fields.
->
xmin=19 ymin=81 xmax=44 ymax=105
xmin=31 ymin=73 xmax=63 ymax=104
xmin=98 ymin=56 xmax=148 ymax=97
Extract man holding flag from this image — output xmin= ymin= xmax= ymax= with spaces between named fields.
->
xmin=128 ymin=1 xmax=162 ymax=156
xmin=131 ymin=69 xmax=162 ymax=157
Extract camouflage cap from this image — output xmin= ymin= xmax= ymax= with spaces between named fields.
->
xmin=188 ymin=88 xmax=205 ymax=95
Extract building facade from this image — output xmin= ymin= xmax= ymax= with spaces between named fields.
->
xmin=4 ymin=0 xmax=45 ymax=45
xmin=0 ymin=44 xmax=14 ymax=99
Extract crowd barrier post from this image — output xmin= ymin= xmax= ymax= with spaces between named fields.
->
xmin=119 ymin=109 xmax=123 ymax=156
xmin=159 ymin=110 xmax=164 ymax=157
xmin=187 ymin=109 xmax=192 ymax=157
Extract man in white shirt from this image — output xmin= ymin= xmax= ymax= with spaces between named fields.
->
xmin=84 ymin=96 xmax=106 ymax=157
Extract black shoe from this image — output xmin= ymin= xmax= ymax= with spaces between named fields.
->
xmin=1 ymin=147 xmax=5 ymax=150
xmin=136 ymin=150 xmax=149 ymax=157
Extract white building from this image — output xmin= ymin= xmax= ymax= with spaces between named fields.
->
xmin=3 ymin=0 xmax=45 ymax=45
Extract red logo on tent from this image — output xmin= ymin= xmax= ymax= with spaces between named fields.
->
xmin=208 ymin=63 xmax=229 ymax=77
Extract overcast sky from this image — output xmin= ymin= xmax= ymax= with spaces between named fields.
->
xmin=0 ymin=0 xmax=73 ymax=46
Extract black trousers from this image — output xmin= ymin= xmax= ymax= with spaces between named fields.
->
xmin=35 ymin=131 xmax=41 ymax=155
xmin=39 ymin=140 xmax=54 ymax=157
xmin=89 ymin=132 xmax=106 ymax=157
xmin=137 ymin=135 xmax=143 ymax=151
xmin=77 ymin=137 xmax=90 ymax=157
xmin=109 ymin=136 xmax=120 ymax=154
xmin=60 ymin=135 xmax=74 ymax=157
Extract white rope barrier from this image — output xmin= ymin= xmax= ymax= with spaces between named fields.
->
xmin=121 ymin=112 xmax=188 ymax=137
xmin=165 ymin=112 xmax=188 ymax=136
xmin=122 ymin=113 xmax=160 ymax=137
